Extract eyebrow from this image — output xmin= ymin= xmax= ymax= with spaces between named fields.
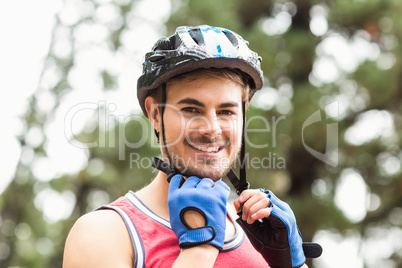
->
xmin=176 ymin=98 xmax=239 ymax=109
xmin=219 ymin=102 xmax=239 ymax=109
xmin=177 ymin=98 xmax=205 ymax=107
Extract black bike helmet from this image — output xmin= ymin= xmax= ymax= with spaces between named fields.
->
xmin=137 ymin=25 xmax=263 ymax=116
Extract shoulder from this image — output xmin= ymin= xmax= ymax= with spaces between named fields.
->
xmin=63 ymin=209 xmax=134 ymax=268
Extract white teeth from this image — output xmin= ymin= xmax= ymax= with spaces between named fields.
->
xmin=194 ymin=145 xmax=220 ymax=152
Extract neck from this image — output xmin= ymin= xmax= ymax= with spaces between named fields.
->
xmin=135 ymin=171 xmax=170 ymax=220
xmin=150 ymin=171 xmax=170 ymax=198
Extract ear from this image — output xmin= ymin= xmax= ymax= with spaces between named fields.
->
xmin=145 ymin=96 xmax=160 ymax=132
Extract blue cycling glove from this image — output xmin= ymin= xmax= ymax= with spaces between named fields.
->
xmin=168 ymin=174 xmax=231 ymax=251
xmin=236 ymin=190 xmax=322 ymax=268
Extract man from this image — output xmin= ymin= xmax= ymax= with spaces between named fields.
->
xmin=63 ymin=25 xmax=321 ymax=268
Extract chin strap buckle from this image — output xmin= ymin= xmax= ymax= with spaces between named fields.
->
xmin=152 ymin=157 xmax=177 ymax=182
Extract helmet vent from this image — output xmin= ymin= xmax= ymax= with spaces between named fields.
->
xmin=152 ymin=37 xmax=172 ymax=51
xmin=148 ymin=54 xmax=166 ymax=62
xmin=189 ymin=29 xmax=205 ymax=46
xmin=222 ymin=31 xmax=239 ymax=48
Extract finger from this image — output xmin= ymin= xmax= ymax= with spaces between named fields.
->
xmin=238 ymin=189 xmax=261 ymax=203
xmin=241 ymin=191 xmax=268 ymax=221
xmin=180 ymin=176 xmax=201 ymax=189
xmin=249 ymin=207 xmax=273 ymax=223
xmin=214 ymin=180 xmax=230 ymax=190
xmin=213 ymin=180 xmax=231 ymax=195
xmin=169 ymin=174 xmax=184 ymax=189
xmin=247 ymin=196 xmax=271 ymax=218
xmin=197 ymin=178 xmax=215 ymax=189
xmin=234 ymin=189 xmax=258 ymax=215
xmin=233 ymin=199 xmax=241 ymax=212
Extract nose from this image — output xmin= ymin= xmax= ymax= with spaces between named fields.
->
xmin=198 ymin=114 xmax=223 ymax=139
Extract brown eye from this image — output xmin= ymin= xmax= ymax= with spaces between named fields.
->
xmin=182 ymin=107 xmax=198 ymax=113
xmin=219 ymin=110 xmax=234 ymax=115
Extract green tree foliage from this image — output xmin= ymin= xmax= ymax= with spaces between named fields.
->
xmin=1 ymin=0 xmax=402 ymax=267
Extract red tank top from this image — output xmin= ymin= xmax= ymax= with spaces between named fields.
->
xmin=99 ymin=191 xmax=269 ymax=268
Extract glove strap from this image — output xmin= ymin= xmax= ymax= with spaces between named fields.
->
xmin=179 ymin=226 xmax=217 ymax=250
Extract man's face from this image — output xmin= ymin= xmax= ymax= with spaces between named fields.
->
xmin=159 ymin=76 xmax=243 ymax=181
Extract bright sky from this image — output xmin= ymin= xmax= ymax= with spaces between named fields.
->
xmin=0 ymin=0 xmax=58 ymax=192
xmin=0 ymin=1 xmax=399 ymax=267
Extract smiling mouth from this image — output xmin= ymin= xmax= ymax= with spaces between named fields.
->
xmin=190 ymin=144 xmax=224 ymax=153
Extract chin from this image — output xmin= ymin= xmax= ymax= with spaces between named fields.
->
xmin=180 ymin=165 xmax=230 ymax=182
xmin=168 ymin=151 xmax=236 ymax=181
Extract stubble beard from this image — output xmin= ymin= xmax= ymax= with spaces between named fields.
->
xmin=179 ymin=154 xmax=235 ymax=181
xmin=161 ymin=135 xmax=240 ymax=182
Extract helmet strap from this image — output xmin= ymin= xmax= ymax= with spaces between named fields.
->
xmin=240 ymin=101 xmax=247 ymax=185
xmin=154 ymin=129 xmax=160 ymax=143
xmin=226 ymin=101 xmax=250 ymax=195
xmin=160 ymin=83 xmax=175 ymax=171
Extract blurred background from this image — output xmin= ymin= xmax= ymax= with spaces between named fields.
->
xmin=1 ymin=0 xmax=401 ymax=267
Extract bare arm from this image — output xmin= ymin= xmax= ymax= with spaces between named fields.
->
xmin=172 ymin=239 xmax=308 ymax=268
xmin=63 ymin=210 xmax=133 ymax=268
xmin=172 ymin=244 xmax=219 ymax=268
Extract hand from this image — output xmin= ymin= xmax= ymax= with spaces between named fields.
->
xmin=233 ymin=189 xmax=273 ymax=224
xmin=168 ymin=174 xmax=230 ymax=251
xmin=234 ymin=189 xmax=322 ymax=268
